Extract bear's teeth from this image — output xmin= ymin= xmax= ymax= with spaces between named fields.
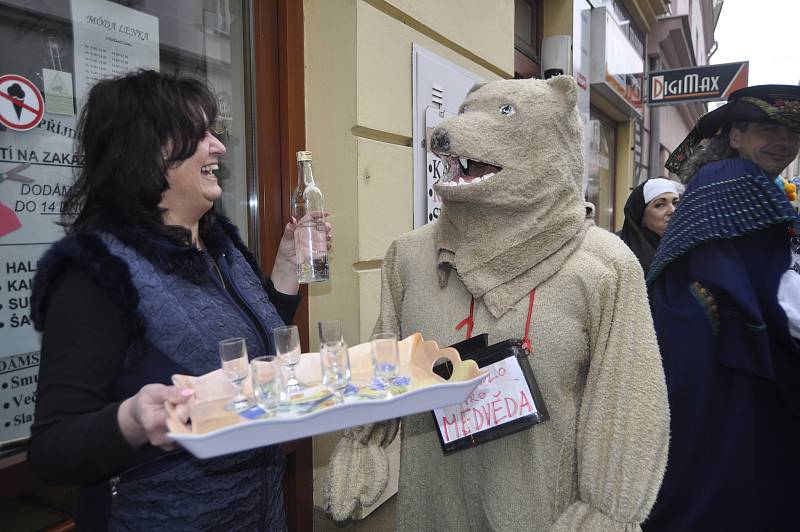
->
xmin=482 ymin=172 xmax=495 ymax=180
xmin=459 ymin=157 xmax=469 ymax=171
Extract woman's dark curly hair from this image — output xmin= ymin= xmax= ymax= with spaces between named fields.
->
xmin=62 ymin=69 xmax=218 ymax=244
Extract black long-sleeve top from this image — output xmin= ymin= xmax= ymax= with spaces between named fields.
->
xmin=28 ymin=268 xmax=300 ymax=486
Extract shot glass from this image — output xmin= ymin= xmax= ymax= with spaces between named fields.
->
xmin=251 ymin=355 xmax=283 ymax=415
xmin=318 ymin=319 xmax=344 ymax=345
xmin=370 ymin=332 xmax=399 ymax=389
xmin=319 ymin=339 xmax=351 ymax=402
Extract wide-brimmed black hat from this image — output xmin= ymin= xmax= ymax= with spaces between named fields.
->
xmin=666 ymin=84 xmax=800 ymax=174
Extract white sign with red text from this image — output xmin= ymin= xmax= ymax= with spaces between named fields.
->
xmin=434 ymin=356 xmax=538 ymax=444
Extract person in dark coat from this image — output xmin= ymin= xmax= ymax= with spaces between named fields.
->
xmin=27 ymin=70 xmax=319 ymax=530
xmin=644 ymin=85 xmax=800 ymax=531
xmin=618 ymin=178 xmax=682 ymax=275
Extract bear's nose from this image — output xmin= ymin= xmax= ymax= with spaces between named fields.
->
xmin=431 ymin=129 xmax=450 ymax=152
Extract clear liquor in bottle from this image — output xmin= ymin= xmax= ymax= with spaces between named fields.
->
xmin=291 ymin=150 xmax=330 ymax=283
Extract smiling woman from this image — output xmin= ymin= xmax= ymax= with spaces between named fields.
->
xmin=64 ymin=71 xmax=224 ymax=242
xmin=161 ymin=130 xmax=227 ymax=231
xmin=27 ymin=70 xmax=303 ymax=530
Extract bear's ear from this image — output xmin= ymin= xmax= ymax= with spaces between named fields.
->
xmin=546 ymin=75 xmax=577 ymax=107
xmin=466 ymin=82 xmax=488 ymax=97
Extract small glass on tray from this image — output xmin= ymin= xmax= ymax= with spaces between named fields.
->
xmin=370 ymin=332 xmax=400 ymax=396
xmin=219 ymin=337 xmax=250 ymax=411
xmin=273 ymin=325 xmax=305 ymax=392
xmin=318 ymin=320 xmax=351 ymax=402
xmin=251 ymin=355 xmax=283 ymax=416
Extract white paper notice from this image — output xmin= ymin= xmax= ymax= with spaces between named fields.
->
xmin=424 ymin=106 xmax=453 ymax=224
xmin=71 ymin=0 xmax=159 ymax=103
xmin=433 ymin=357 xmax=538 ymax=444
xmin=43 ymin=69 xmax=75 ymax=116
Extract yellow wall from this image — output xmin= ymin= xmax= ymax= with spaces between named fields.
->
xmin=383 ymin=0 xmax=513 ymax=73
xmin=543 ymin=0 xmax=573 ymax=37
xmin=614 ymin=119 xmax=635 ymax=230
xmin=304 ymin=0 xmax=512 ymax=515
xmin=305 ymin=0 xmax=510 ymax=351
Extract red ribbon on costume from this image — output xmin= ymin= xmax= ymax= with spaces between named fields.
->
xmin=456 ymin=296 xmax=475 ymax=339
xmin=456 ymin=288 xmax=537 ymax=355
xmin=521 ymin=288 xmax=536 ymax=353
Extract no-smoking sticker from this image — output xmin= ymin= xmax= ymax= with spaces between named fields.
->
xmin=0 ymin=74 xmax=45 ymax=131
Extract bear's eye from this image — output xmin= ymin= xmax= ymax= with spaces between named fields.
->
xmin=499 ymin=104 xmax=516 ymax=116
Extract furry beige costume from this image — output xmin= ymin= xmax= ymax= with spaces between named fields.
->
xmin=326 ymin=76 xmax=669 ymax=531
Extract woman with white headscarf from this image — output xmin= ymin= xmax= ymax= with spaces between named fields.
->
xmin=619 ymin=178 xmax=683 ymax=275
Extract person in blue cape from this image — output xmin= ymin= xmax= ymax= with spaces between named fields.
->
xmin=644 ymin=85 xmax=800 ymax=531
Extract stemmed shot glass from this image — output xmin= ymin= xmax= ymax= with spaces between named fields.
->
xmin=273 ymin=325 xmax=304 ymax=392
xmin=370 ymin=332 xmax=399 ymax=394
xmin=318 ymin=320 xmax=351 ymax=402
xmin=219 ymin=337 xmax=250 ymax=411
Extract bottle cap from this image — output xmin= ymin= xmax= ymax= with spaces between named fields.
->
xmin=296 ymin=150 xmax=312 ymax=162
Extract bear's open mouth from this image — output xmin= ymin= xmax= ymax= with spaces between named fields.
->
xmin=437 ymin=154 xmax=502 ymax=186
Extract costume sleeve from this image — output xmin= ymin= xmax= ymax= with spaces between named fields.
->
xmin=552 ymin=254 xmax=670 ymax=532
xmin=325 ymin=241 xmax=403 ymax=521
xmin=372 ymin=240 xmax=403 ymax=336
xmin=28 ymin=269 xmax=142 ymax=485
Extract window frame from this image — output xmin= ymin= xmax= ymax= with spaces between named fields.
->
xmin=514 ymin=0 xmax=543 ymax=79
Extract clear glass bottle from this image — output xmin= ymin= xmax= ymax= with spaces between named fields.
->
xmin=291 ymin=150 xmax=330 ymax=283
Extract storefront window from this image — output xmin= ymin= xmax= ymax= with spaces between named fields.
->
xmin=596 ymin=0 xmax=645 ymax=58
xmin=587 ymin=110 xmax=616 ymax=231
xmin=514 ymin=0 xmax=542 ymax=78
xmin=0 ymin=0 xmax=250 ymax=445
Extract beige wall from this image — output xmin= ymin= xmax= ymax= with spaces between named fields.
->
xmin=614 ymin=119 xmax=635 ymax=230
xmin=543 ymin=0 xmax=573 ymax=36
xmin=660 ymin=105 xmax=694 ymax=154
xmin=383 ymin=0 xmax=514 ymax=78
xmin=304 ymin=0 xmax=512 ymax=515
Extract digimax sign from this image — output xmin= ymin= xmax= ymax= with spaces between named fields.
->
xmin=648 ymin=61 xmax=748 ymax=106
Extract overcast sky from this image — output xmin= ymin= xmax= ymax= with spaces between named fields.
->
xmin=711 ymin=0 xmax=800 ymax=86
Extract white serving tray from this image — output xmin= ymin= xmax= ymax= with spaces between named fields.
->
xmin=168 ymin=373 xmax=483 ymax=459
xmin=167 ymin=333 xmax=485 ymax=459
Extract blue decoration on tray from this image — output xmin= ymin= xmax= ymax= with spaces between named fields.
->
xmin=392 ymin=376 xmax=411 ymax=386
xmin=239 ymin=405 xmax=267 ymax=419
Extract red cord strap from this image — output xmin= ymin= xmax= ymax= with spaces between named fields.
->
xmin=455 ymin=288 xmax=537 ymax=354
xmin=521 ymin=288 xmax=536 ymax=353
xmin=456 ymin=296 xmax=475 ymax=339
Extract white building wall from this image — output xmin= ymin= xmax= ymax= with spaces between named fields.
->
xmin=647 ymin=0 xmax=716 ymax=178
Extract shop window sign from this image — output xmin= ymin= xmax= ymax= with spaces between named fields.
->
xmin=0 ymin=0 xmax=250 ymax=447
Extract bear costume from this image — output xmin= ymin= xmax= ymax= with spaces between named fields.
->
xmin=326 ymin=76 xmax=669 ymax=531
